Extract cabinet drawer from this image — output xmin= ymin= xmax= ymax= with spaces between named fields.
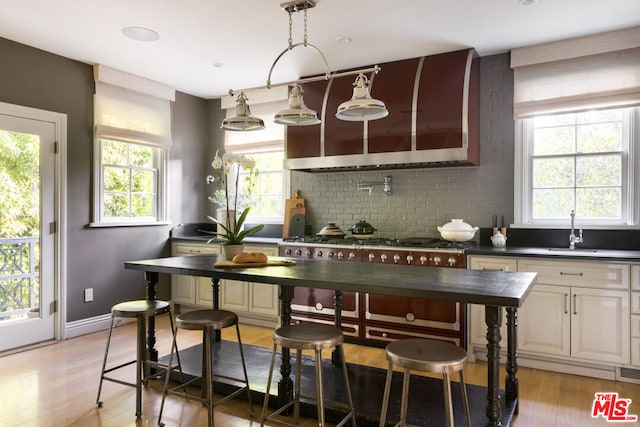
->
xmin=632 ymin=314 xmax=640 ymax=338
xmin=172 ymin=242 xmax=221 ymax=256
xmin=291 ymin=315 xmax=360 ymax=339
xmin=517 ymin=259 xmax=629 ymax=289
xmin=468 ymin=256 xmax=517 ymax=271
xmin=364 ymin=325 xmax=461 ymax=347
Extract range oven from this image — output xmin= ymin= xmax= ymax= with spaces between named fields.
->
xmin=278 ymin=237 xmax=475 ymax=347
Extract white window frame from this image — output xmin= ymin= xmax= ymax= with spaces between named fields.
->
xmin=514 ymin=107 xmax=640 ymax=229
xmin=91 ymin=136 xmax=169 ymax=227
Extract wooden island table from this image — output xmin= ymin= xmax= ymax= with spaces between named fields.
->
xmin=125 ymin=254 xmax=536 ymax=427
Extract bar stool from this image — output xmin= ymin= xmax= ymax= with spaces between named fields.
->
xmin=379 ymin=338 xmax=471 ymax=427
xmin=96 ymin=299 xmax=180 ymax=419
xmin=260 ymin=324 xmax=357 ymax=427
xmin=158 ymin=309 xmax=253 ymax=427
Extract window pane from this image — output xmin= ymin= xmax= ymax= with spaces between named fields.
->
xmin=131 ymin=194 xmax=154 ymax=217
xmin=576 ymin=188 xmax=621 ymax=219
xmin=576 ymin=155 xmax=621 ymax=186
xmin=533 ymin=126 xmax=575 ymax=155
xmin=577 ymin=122 xmax=622 ymax=153
xmin=132 ymin=170 xmax=155 ymax=193
xmin=130 ymin=145 xmax=154 ymax=168
xmin=532 ymin=189 xmax=573 ymax=218
xmin=102 ymin=140 xmax=127 ymax=165
xmin=104 ymin=166 xmax=129 ymax=192
xmin=534 ymin=113 xmax=576 ymax=127
xmin=533 ymin=157 xmax=574 ymax=187
xmin=104 ymin=193 xmax=129 ymax=217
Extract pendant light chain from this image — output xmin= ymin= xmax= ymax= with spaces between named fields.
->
xmin=287 ymin=10 xmax=293 ymax=49
xmin=303 ymin=7 xmax=308 ymax=46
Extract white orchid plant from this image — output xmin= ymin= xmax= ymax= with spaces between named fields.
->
xmin=204 ymin=150 xmax=264 ymax=245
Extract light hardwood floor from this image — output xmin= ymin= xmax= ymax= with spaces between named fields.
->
xmin=1 ymin=315 xmax=639 ymax=426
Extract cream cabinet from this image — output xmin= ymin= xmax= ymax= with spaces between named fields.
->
xmin=171 ymin=241 xmax=280 ymax=327
xmin=219 ymin=244 xmax=280 ymax=326
xmin=630 ymin=265 xmax=640 ymax=365
xmin=467 ymin=256 xmax=518 ymax=348
xmin=517 ymin=258 xmax=630 ymax=365
xmin=171 ymin=242 xmax=221 ymax=306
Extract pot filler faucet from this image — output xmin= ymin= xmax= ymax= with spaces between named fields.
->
xmin=569 ymin=210 xmax=584 ymax=249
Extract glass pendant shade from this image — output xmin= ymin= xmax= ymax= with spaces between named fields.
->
xmin=274 ymin=84 xmax=321 ymax=126
xmin=221 ymin=92 xmax=266 ymax=131
xmin=336 ymin=73 xmax=389 ymax=121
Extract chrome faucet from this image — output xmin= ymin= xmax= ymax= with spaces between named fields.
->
xmin=569 ymin=210 xmax=584 ymax=249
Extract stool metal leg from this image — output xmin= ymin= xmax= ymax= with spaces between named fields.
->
xmin=315 ymin=348 xmax=325 ymax=426
xmin=460 ymin=370 xmax=471 ymax=427
xmin=135 ymin=314 xmax=145 ymax=418
xmin=260 ymin=342 xmax=278 ymax=427
xmin=294 ymin=348 xmax=302 ymax=425
xmin=399 ymin=369 xmax=411 ymax=426
xmin=379 ymin=360 xmax=394 ymax=427
xmin=158 ymin=325 xmax=178 ymax=427
xmin=235 ymin=323 xmax=253 ymax=417
xmin=338 ymin=344 xmax=357 ymax=427
xmin=443 ymin=371 xmax=453 ymax=427
xmin=96 ymin=315 xmax=116 ymax=408
xmin=204 ymin=327 xmax=214 ymax=427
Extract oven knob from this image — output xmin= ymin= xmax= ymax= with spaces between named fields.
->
xmin=406 ymin=255 xmax=414 ymax=264
xmin=328 ymin=251 xmax=334 ymax=258
xmin=348 ymin=252 xmax=356 ymax=260
xmin=368 ymin=253 xmax=375 ymax=262
xmin=285 ymin=248 xmax=292 ymax=256
xmin=447 ymin=257 xmax=457 ymax=267
xmin=380 ymin=254 xmax=388 ymax=262
xmin=315 ymin=303 xmax=323 ymax=311
xmin=316 ymin=250 xmax=323 ymax=257
xmin=405 ymin=313 xmax=416 ymax=322
xmin=433 ymin=256 xmax=442 ymax=266
xmin=419 ymin=255 xmax=427 ymax=265
xmin=393 ymin=254 xmax=400 ymax=264
xmin=295 ymin=249 xmax=302 ymax=256
xmin=382 ymin=332 xmax=388 ymax=338
xmin=338 ymin=252 xmax=344 ymax=259
xmin=305 ymin=250 xmax=312 ymax=257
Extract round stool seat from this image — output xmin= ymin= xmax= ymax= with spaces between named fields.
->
xmin=274 ymin=324 xmax=343 ymax=350
xmin=176 ymin=309 xmax=238 ymax=331
xmin=111 ymin=299 xmax=170 ymax=318
xmin=386 ymin=338 xmax=467 ymax=374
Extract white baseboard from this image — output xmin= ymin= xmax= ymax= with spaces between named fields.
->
xmin=65 ymin=314 xmax=134 ymax=338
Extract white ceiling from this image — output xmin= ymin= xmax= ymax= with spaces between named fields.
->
xmin=1 ymin=0 xmax=639 ymax=99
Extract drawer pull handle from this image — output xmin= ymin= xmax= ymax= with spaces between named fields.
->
xmin=482 ymin=267 xmax=504 ymax=271
xmin=560 ymin=271 xmax=583 ymax=276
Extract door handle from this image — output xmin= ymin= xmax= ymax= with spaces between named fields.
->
xmin=564 ymin=293 xmax=569 ymax=314
xmin=573 ymin=294 xmax=577 ymax=315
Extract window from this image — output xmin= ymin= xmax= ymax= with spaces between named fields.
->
xmin=91 ymin=65 xmax=174 ymax=226
xmin=97 ymin=137 xmax=166 ymax=223
xmin=236 ymin=150 xmax=286 ymax=221
xmin=515 ymin=107 xmax=639 ymax=227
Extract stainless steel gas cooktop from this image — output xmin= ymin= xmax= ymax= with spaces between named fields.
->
xmin=282 ymin=236 xmax=477 ymax=250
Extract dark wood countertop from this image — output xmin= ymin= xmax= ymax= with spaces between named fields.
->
xmin=125 ymin=254 xmax=537 ymax=308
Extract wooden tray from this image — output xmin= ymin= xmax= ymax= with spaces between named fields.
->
xmin=214 ymin=259 xmax=296 ymax=268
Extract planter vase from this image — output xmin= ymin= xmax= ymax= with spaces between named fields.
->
xmin=223 ymin=244 xmax=244 ymax=260
xmin=216 ymin=207 xmax=236 ymax=232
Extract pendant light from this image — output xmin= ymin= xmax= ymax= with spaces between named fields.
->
xmin=273 ymin=84 xmax=321 ymax=126
xmin=221 ymin=92 xmax=265 ymax=131
xmin=336 ymin=73 xmax=388 ymax=121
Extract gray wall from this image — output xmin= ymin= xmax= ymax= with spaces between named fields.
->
xmin=0 ymin=37 xmax=209 ymax=322
xmin=291 ymin=53 xmax=514 ymax=239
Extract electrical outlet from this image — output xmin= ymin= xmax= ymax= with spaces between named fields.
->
xmin=84 ymin=288 xmax=93 ymax=302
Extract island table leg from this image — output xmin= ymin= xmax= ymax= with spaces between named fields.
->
xmin=277 ymin=285 xmax=294 ymax=409
xmin=331 ymin=290 xmax=343 ymax=365
xmin=485 ymin=305 xmax=503 ymax=426
xmin=144 ymin=271 xmax=159 ymax=363
xmin=506 ymin=307 xmax=519 ymax=414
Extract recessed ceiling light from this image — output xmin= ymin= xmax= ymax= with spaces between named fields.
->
xmin=336 ymin=36 xmax=352 ymax=44
xmin=519 ymin=0 xmax=538 ymax=5
xmin=122 ymin=26 xmax=160 ymax=42
xmin=212 ymin=62 xmax=225 ymax=68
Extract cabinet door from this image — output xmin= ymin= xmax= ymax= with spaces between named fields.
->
xmin=218 ymin=279 xmax=249 ymax=312
xmin=467 ymin=256 xmax=516 ymax=346
xmin=171 ymin=242 xmax=221 ymax=305
xmin=518 ymin=284 xmax=570 ymax=356
xmin=248 ymin=283 xmax=279 ymax=317
xmin=171 ymin=274 xmax=196 ymax=305
xmin=571 ymin=288 xmax=629 ymax=364
xmin=195 ymin=277 xmax=216 ymax=308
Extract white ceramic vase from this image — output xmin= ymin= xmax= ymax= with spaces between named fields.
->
xmin=216 ymin=207 xmax=236 ymax=231
xmin=223 ymin=244 xmax=244 ymax=260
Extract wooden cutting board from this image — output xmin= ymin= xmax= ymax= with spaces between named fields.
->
xmin=283 ymin=190 xmax=306 ymax=237
xmin=214 ymin=259 xmax=296 ymax=268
